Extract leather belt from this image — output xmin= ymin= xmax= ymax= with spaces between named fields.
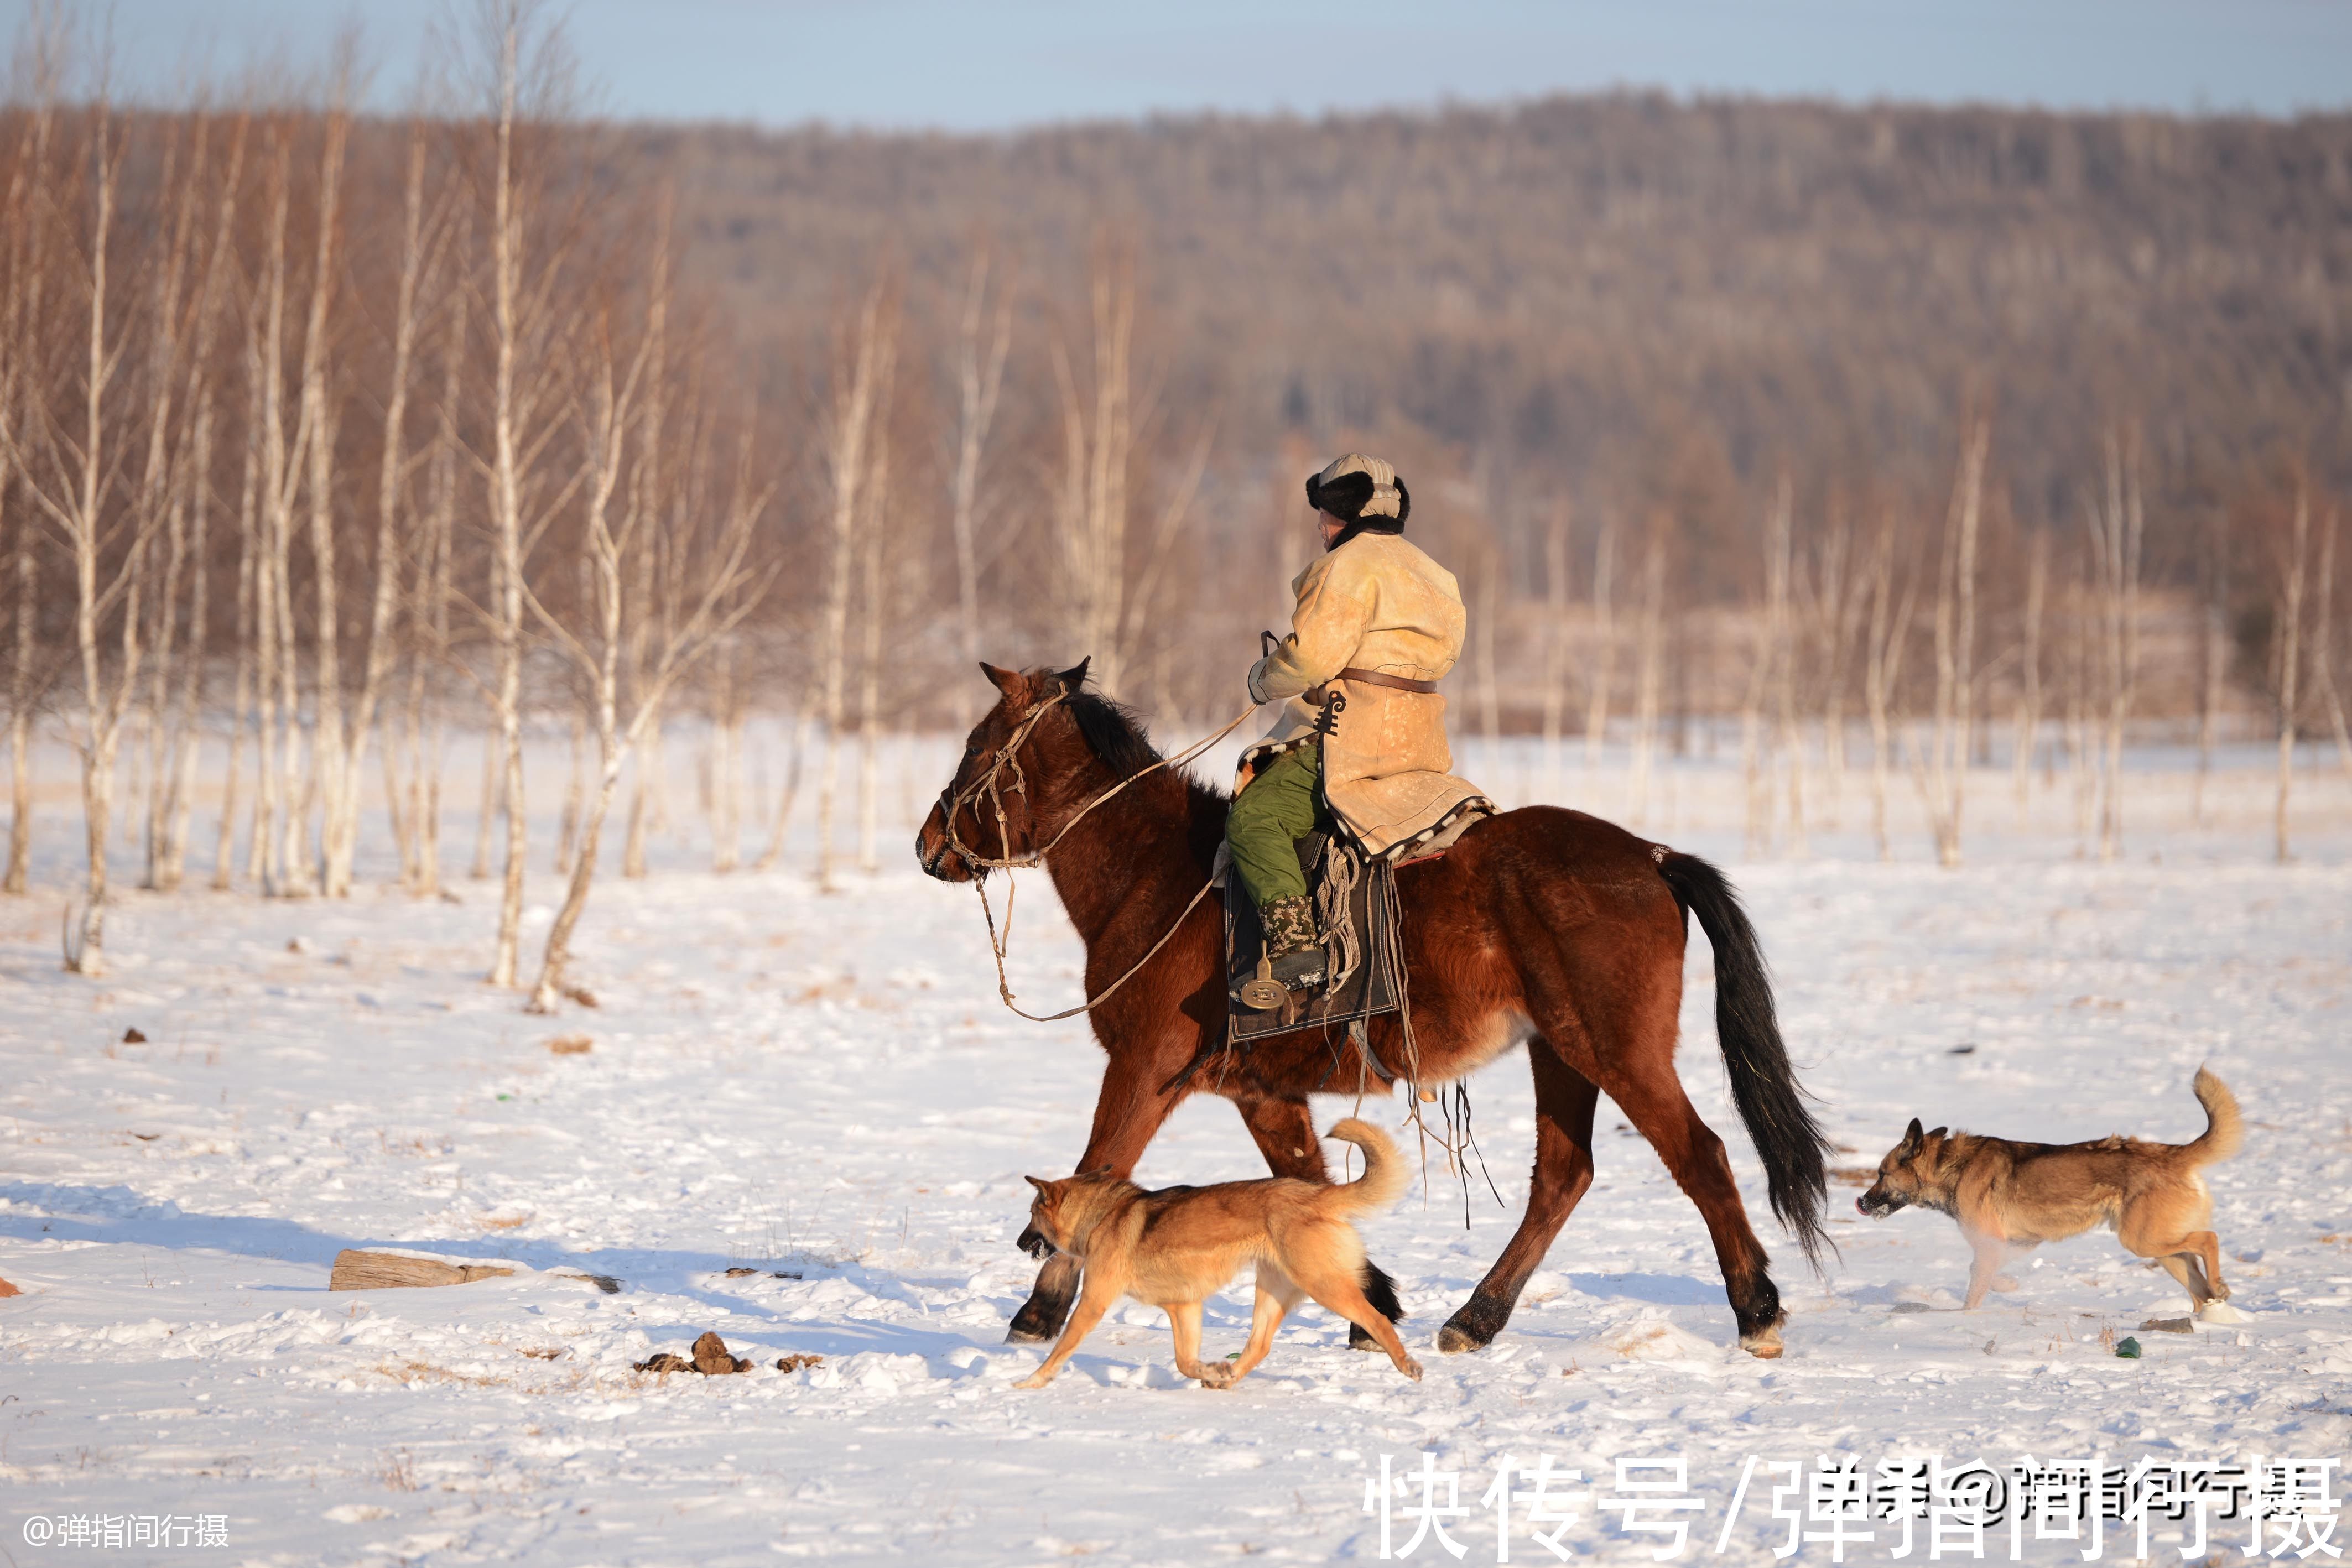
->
xmin=1304 ymin=667 xmax=1441 ymax=705
xmin=1336 ymin=665 xmax=1439 ymax=694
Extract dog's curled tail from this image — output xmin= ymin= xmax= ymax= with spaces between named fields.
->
xmin=1323 ymin=1119 xmax=1408 ymax=1217
xmin=2186 ymin=1067 xmax=2244 ymax=1166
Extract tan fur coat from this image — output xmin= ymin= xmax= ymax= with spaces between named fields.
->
xmin=1243 ymin=532 xmax=1487 ymax=855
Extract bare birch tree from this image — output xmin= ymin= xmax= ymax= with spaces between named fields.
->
xmin=131 ymin=118 xmax=204 ymax=894
xmin=247 ymin=131 xmax=302 ymax=895
xmin=1 ymin=58 xmax=59 ymax=898
xmin=394 ymin=234 xmax=469 ymax=897
xmin=212 ymin=252 xmax=266 ymax=890
xmin=2087 ymin=426 xmax=2145 ymax=861
xmin=1050 ymin=244 xmax=1142 ymax=695
xmin=154 ymin=110 xmax=247 ymax=892
xmin=18 ymin=93 xmax=154 ymax=973
xmin=1537 ymin=504 xmax=1570 ymax=800
xmin=2009 ymin=530 xmax=2049 ymax=825
xmin=522 ymin=298 xmax=769 ymax=1012
xmin=948 ymin=244 xmax=1012 ymax=726
xmin=2273 ymin=482 xmax=2311 ymax=863
xmin=1807 ymin=499 xmax=1858 ymax=826
xmin=2193 ymin=506 xmax=2229 ymax=825
xmin=813 ymin=271 xmax=894 ymax=892
xmin=1914 ymin=416 xmax=1987 ymax=867
xmin=1862 ymin=510 xmax=1918 ymax=862
xmin=1626 ymin=523 xmax=1667 ymax=826
xmin=1740 ymin=475 xmax=1795 ymax=855
xmin=317 ymin=116 xmax=447 ymax=897
xmin=855 ymin=405 xmax=893 ymax=875
xmin=1581 ymin=512 xmax=1617 ymax=771
xmin=473 ymin=0 xmax=584 ymax=985
xmin=2307 ymin=506 xmax=2351 ymax=782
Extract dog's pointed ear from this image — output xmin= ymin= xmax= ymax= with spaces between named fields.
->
xmin=1925 ymin=1126 xmax=1948 ymax=1144
xmin=981 ymin=663 xmax=1026 ymax=701
xmin=1023 ymin=1174 xmax=1052 ymax=1194
xmin=1052 ymin=657 xmax=1091 ymax=695
xmin=1899 ymin=1117 xmax=1926 ymax=1155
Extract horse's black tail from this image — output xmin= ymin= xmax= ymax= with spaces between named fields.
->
xmin=1658 ymin=850 xmax=1834 ymax=1273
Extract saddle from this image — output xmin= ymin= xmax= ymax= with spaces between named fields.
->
xmin=1223 ymin=822 xmax=1398 ymax=1041
xmin=1220 ymin=746 xmax=1490 ymax=1045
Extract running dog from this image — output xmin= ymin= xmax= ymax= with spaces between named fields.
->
xmin=1856 ymin=1066 xmax=2244 ymax=1311
xmin=1011 ymin=1118 xmax=1420 ymax=1389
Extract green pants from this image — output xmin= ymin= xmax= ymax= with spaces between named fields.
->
xmin=1227 ymin=746 xmax=1321 ymax=910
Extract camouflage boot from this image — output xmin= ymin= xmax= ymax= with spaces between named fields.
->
xmin=1258 ymin=895 xmax=1326 ymax=991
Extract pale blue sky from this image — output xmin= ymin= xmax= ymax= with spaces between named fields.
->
xmin=15 ymin=1 xmax=2351 ymax=125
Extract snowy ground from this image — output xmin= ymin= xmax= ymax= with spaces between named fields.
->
xmin=2 ymin=734 xmax=2349 ymax=1565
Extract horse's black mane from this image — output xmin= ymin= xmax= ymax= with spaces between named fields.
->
xmin=1065 ymin=686 xmax=1163 ymax=780
xmin=1064 ymin=682 xmax=1229 ymax=811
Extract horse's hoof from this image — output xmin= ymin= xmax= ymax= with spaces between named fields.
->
xmin=1436 ymin=1322 xmax=1489 ymax=1355
xmin=1740 ymin=1330 xmax=1784 ymax=1359
xmin=1005 ymin=1324 xmax=1054 ymax=1345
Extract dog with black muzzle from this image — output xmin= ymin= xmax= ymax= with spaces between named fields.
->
xmin=1857 ymin=1067 xmax=2244 ymax=1314
xmin=1011 ymin=1118 xmax=1420 ymax=1390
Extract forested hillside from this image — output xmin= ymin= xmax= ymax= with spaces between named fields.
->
xmin=638 ymin=93 xmax=2352 ymax=598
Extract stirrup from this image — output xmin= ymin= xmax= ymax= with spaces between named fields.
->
xmin=1240 ymin=947 xmax=1325 ymax=1011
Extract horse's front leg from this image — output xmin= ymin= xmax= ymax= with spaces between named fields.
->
xmin=1006 ymin=1029 xmax=1195 ymax=1343
xmin=1234 ymin=1094 xmax=1407 ymax=1351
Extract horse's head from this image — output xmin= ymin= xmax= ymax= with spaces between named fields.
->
xmin=915 ymin=659 xmax=1096 ymax=882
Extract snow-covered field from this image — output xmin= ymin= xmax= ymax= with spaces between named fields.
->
xmin=2 ymin=736 xmax=2349 ymax=1565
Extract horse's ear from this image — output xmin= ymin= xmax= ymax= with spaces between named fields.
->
xmin=980 ymin=663 xmax=1026 ymax=700
xmin=1053 ymin=657 xmax=1092 ymax=695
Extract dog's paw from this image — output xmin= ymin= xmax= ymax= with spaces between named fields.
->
xmin=1991 ymin=1275 xmax=2020 ymax=1293
xmin=1399 ymin=1357 xmax=1423 ymax=1383
xmin=1012 ymin=1372 xmax=1052 ymax=1390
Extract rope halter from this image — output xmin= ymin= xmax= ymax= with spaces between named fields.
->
xmin=932 ymin=681 xmax=1259 ymax=1021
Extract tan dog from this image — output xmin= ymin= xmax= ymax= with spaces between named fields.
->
xmin=1857 ymin=1067 xmax=2243 ymax=1311
xmin=1011 ymin=1118 xmax=1421 ymax=1389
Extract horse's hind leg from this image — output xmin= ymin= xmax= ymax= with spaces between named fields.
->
xmin=1235 ymin=1095 xmax=1407 ymax=1350
xmin=1236 ymin=1095 xmax=1328 ymax=1182
xmin=1606 ymin=1056 xmax=1784 ymax=1357
xmin=1439 ymin=1041 xmax=1600 ymax=1353
xmin=1008 ymin=1040 xmax=1189 ymax=1343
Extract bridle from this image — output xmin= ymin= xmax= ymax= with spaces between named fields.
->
xmin=933 ymin=687 xmax=1256 ymax=1023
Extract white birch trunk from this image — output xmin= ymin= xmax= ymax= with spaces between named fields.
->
xmin=1583 ymin=514 xmax=1617 ymax=772
xmin=1627 ymin=531 xmax=1665 ymax=827
xmin=2275 ymin=487 xmax=2309 ymax=863
xmin=814 ymin=276 xmax=892 ymax=891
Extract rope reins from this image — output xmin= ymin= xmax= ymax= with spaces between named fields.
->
xmin=937 ymin=690 xmax=1257 ymax=1023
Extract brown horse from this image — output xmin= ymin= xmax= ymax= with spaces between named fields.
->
xmin=916 ymin=661 xmax=1830 ymax=1358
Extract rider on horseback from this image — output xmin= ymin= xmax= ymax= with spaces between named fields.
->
xmin=1231 ymin=453 xmax=1485 ymax=993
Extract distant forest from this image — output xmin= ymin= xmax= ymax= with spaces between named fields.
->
xmin=638 ymin=93 xmax=2352 ymax=608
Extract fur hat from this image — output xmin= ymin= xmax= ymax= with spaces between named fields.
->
xmin=1304 ymin=453 xmax=1409 ymax=538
